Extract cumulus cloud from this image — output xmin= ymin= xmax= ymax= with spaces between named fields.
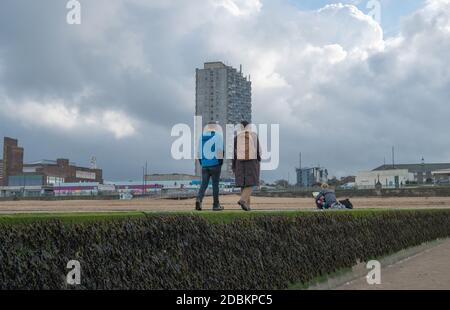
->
xmin=217 ymin=0 xmax=262 ymax=16
xmin=0 ymin=0 xmax=449 ymax=181
xmin=2 ymin=97 xmax=137 ymax=139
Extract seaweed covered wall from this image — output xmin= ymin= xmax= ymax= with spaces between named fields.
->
xmin=1 ymin=210 xmax=450 ymax=289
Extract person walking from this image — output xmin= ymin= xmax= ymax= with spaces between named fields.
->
xmin=232 ymin=121 xmax=261 ymax=211
xmin=196 ymin=121 xmax=224 ymax=211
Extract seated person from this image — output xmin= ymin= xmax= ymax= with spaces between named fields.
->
xmin=315 ymin=183 xmax=352 ymax=210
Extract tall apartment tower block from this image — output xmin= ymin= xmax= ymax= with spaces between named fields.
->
xmin=195 ymin=62 xmax=252 ymax=179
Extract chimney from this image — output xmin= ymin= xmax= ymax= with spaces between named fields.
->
xmin=57 ymin=159 xmax=69 ymax=167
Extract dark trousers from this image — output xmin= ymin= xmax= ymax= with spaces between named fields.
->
xmin=197 ymin=165 xmax=221 ymax=206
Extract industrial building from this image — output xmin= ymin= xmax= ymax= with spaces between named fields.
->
xmin=195 ymin=61 xmax=252 ymax=179
xmin=296 ymin=167 xmax=328 ymax=188
xmin=0 ymin=137 xmax=103 ymax=187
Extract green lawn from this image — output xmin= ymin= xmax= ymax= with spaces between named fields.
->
xmin=0 ymin=208 xmax=448 ymax=225
xmin=0 ymin=210 xmax=299 ymax=224
xmin=0 ymin=212 xmax=147 ymax=224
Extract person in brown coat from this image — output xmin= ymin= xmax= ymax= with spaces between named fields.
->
xmin=232 ymin=121 xmax=261 ymax=211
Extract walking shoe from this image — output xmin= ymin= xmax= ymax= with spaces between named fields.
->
xmin=238 ymin=200 xmax=251 ymax=211
xmin=212 ymin=205 xmax=224 ymax=211
xmin=195 ymin=200 xmax=202 ymax=211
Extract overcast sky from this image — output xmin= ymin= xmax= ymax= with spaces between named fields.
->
xmin=1 ymin=0 xmax=449 ymax=183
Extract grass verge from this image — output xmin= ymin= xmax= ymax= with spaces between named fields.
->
xmin=0 ymin=208 xmax=448 ymax=224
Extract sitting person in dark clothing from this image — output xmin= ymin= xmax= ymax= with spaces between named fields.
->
xmin=315 ymin=183 xmax=353 ymax=210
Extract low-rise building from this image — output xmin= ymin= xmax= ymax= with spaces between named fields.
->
xmin=146 ymin=174 xmax=200 ymax=182
xmin=1 ymin=137 xmax=103 ymax=186
xmin=53 ymin=182 xmax=100 ymax=196
xmin=112 ymin=181 xmax=162 ymax=195
xmin=22 ymin=158 xmax=103 ymax=185
xmin=432 ymin=169 xmax=450 ymax=184
xmin=0 ymin=185 xmax=53 ymax=198
xmin=373 ymin=163 xmax=450 ymax=184
xmin=356 ymin=169 xmax=413 ymax=189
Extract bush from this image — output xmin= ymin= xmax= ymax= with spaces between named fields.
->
xmin=1 ymin=210 xmax=450 ymax=289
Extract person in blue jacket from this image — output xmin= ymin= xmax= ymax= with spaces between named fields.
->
xmin=196 ymin=121 xmax=224 ymax=211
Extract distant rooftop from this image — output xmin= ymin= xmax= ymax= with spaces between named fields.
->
xmin=296 ymin=166 xmax=326 ymax=171
xmin=147 ymin=173 xmax=196 ymax=177
xmin=204 ymin=61 xmax=227 ymax=69
xmin=25 ymin=159 xmax=77 ymax=166
xmin=373 ymin=163 xmax=450 ymax=172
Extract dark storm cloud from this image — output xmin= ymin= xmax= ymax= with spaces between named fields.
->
xmin=0 ymin=0 xmax=200 ymax=180
xmin=0 ymin=0 xmax=202 ymax=127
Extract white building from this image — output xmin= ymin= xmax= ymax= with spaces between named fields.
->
xmin=356 ymin=169 xmax=414 ymax=189
xmin=372 ymin=162 xmax=450 ymax=184
xmin=432 ymin=169 xmax=450 ymax=184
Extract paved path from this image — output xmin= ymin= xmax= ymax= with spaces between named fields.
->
xmin=337 ymin=239 xmax=450 ymax=290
